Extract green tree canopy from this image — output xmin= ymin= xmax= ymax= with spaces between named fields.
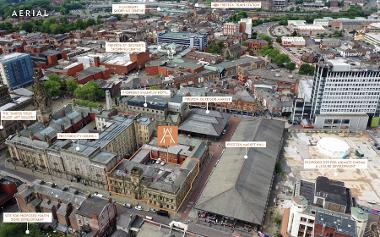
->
xmin=65 ymin=78 xmax=78 ymax=96
xmin=74 ymin=81 xmax=104 ymax=101
xmin=207 ymin=40 xmax=224 ymax=55
xmin=299 ymin=63 xmax=315 ymax=75
xmin=258 ymin=33 xmax=273 ymax=45
xmin=229 ymin=11 xmax=248 ymax=23
xmin=44 ymin=79 xmax=62 ymax=98
xmin=259 ymin=46 xmax=293 ymax=68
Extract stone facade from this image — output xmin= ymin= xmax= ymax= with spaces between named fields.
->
xmin=107 ymin=136 xmax=209 ymax=212
xmin=6 ymin=105 xmax=153 ymax=190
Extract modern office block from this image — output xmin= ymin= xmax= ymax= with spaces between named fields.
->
xmin=0 ymin=53 xmax=34 ymax=89
xmin=310 ymin=58 xmax=380 ymax=130
xmin=157 ymin=32 xmax=208 ymax=51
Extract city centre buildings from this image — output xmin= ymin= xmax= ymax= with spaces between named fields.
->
xmin=5 ymin=105 xmax=153 ymax=189
xmin=310 ymin=58 xmax=380 ymax=130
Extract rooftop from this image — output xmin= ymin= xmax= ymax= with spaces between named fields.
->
xmin=158 ymin=32 xmax=206 ymax=39
xmin=315 ymin=209 xmax=357 ymax=236
xmin=0 ymin=52 xmax=30 ymax=62
xmin=179 ymin=109 xmax=230 ymax=137
xmin=76 ymin=196 xmax=112 ymax=218
xmin=195 ymin=118 xmax=285 ymax=225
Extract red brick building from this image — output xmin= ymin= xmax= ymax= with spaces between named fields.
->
xmin=76 ymin=67 xmax=111 ymax=84
xmin=45 ymin=62 xmax=84 ymax=77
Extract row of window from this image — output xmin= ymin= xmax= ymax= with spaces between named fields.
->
xmin=322 ymin=100 xmax=378 ymax=104
xmin=323 ymin=92 xmax=379 ymax=96
xmin=321 ymin=108 xmax=375 ymax=113
xmin=325 ymin=84 xmax=380 ymax=89
xmin=327 ymin=78 xmax=380 ymax=82
xmin=327 ymin=72 xmax=380 ymax=77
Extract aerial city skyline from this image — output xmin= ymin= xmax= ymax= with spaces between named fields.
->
xmin=0 ymin=0 xmax=379 ymax=237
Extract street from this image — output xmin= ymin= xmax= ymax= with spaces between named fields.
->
xmin=0 ymin=116 xmax=242 ymax=237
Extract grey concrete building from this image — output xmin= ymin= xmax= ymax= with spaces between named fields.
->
xmin=310 ymin=58 xmax=380 ymax=130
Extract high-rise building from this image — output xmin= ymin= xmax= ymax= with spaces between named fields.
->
xmin=272 ymin=0 xmax=287 ymax=9
xmin=239 ymin=18 xmax=253 ymax=38
xmin=310 ymin=58 xmax=380 ymax=130
xmin=0 ymin=53 xmax=34 ymax=89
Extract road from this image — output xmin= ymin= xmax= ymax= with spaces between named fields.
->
xmin=253 ymin=22 xmax=277 ymax=38
xmin=273 ymin=42 xmax=303 ymax=67
xmin=0 ymin=137 xmax=239 ymax=237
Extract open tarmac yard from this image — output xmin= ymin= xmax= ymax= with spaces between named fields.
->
xmin=283 ymin=131 xmax=380 ymax=207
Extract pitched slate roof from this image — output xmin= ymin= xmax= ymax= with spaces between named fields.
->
xmin=195 ymin=118 xmax=285 ymax=226
xmin=179 ymin=109 xmax=230 ymax=137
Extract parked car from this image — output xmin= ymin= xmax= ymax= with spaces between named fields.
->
xmin=156 ymin=209 xmax=170 ymax=217
xmin=123 ymin=203 xmax=132 ymax=209
xmin=149 ymin=208 xmax=157 ymax=213
xmin=135 ymin=205 xmax=143 ymax=211
xmin=93 ymin=192 xmax=103 ymax=198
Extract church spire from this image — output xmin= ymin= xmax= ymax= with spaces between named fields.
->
xmin=33 ymin=69 xmax=51 ymax=124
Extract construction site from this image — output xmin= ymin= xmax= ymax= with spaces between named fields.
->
xmin=282 ymin=130 xmax=380 ymax=208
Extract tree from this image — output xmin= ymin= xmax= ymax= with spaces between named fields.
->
xmin=20 ymin=21 xmax=34 ymax=32
xmin=74 ymin=81 xmax=104 ymax=101
xmin=44 ymin=79 xmax=61 ymax=98
xmin=96 ymin=15 xmax=103 ymax=25
xmin=228 ymin=11 xmax=248 ymax=23
xmin=65 ymin=78 xmax=78 ymax=96
xmin=258 ymin=33 xmax=272 ymax=45
xmin=275 ymin=162 xmax=282 ymax=174
xmin=286 ymin=62 xmax=296 ymax=71
xmin=0 ymin=223 xmax=43 ymax=237
xmin=279 ymin=19 xmax=287 ymax=26
xmin=299 ymin=63 xmax=315 ymax=76
xmin=74 ymin=19 xmax=86 ymax=30
xmin=207 ymin=40 xmax=224 ymax=54
xmin=86 ymin=18 xmax=96 ymax=27
xmin=47 ymin=73 xmax=60 ymax=81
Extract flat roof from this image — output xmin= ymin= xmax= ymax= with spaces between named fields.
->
xmin=158 ymin=32 xmax=206 ymax=39
xmin=0 ymin=52 xmax=29 ymax=62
